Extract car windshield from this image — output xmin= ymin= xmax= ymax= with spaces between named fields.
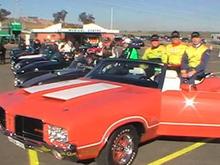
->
xmin=86 ymin=59 xmax=165 ymax=88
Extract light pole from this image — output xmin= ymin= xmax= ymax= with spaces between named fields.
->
xmin=110 ymin=7 xmax=113 ymax=29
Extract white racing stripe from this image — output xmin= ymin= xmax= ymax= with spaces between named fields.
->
xmin=24 ymin=79 xmax=90 ymax=93
xmin=43 ymin=83 xmax=121 ymax=100
xmin=18 ymin=54 xmax=44 ymax=59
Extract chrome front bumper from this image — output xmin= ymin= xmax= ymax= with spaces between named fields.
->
xmin=0 ymin=126 xmax=78 ymax=161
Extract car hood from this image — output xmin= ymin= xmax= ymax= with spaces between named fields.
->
xmin=24 ymin=69 xmax=75 ymax=82
xmin=21 ymin=72 xmax=57 ymax=87
xmin=18 ymin=57 xmax=47 ymax=64
xmin=0 ymin=79 xmax=156 ymax=127
xmin=16 ymin=60 xmax=53 ymax=72
xmin=18 ymin=54 xmax=44 ymax=60
xmin=21 ymin=68 xmax=87 ymax=87
xmin=17 ymin=70 xmax=51 ymax=82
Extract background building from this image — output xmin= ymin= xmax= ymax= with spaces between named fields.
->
xmin=31 ymin=23 xmax=119 ymax=44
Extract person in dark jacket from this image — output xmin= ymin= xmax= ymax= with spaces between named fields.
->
xmin=0 ymin=44 xmax=6 ymax=64
xmin=32 ymin=39 xmax=41 ymax=54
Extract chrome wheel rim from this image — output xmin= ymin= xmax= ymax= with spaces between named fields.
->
xmin=112 ymin=133 xmax=134 ymax=165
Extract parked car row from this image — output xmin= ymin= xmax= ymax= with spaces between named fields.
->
xmin=10 ymin=46 xmax=97 ymax=88
xmin=14 ymin=60 xmax=93 ymax=88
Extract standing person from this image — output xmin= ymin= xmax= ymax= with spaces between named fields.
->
xmin=165 ymin=31 xmax=187 ymax=72
xmin=60 ymin=40 xmax=73 ymax=53
xmin=0 ymin=44 xmax=6 ymax=64
xmin=32 ymin=39 xmax=41 ymax=54
xmin=121 ymin=42 xmax=139 ymax=60
xmin=142 ymin=34 xmax=166 ymax=63
xmin=109 ymin=40 xmax=121 ymax=58
xmin=181 ymin=32 xmax=209 ymax=85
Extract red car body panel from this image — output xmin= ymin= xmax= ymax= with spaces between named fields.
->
xmin=159 ymin=77 xmax=220 ymax=138
xmin=0 ymin=78 xmax=161 ymax=159
xmin=1 ymin=74 xmax=220 ymax=160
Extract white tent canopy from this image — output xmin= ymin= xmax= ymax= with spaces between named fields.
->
xmin=32 ymin=23 xmax=119 ymax=34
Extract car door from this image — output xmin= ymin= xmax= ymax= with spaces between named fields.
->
xmin=159 ymin=90 xmax=220 ymax=138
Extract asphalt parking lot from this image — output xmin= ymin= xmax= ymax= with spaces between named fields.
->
xmin=0 ymin=47 xmax=220 ymax=165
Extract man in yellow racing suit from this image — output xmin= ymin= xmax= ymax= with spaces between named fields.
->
xmin=142 ymin=34 xmax=166 ymax=63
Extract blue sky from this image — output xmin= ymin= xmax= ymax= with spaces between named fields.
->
xmin=1 ymin=0 xmax=220 ymax=31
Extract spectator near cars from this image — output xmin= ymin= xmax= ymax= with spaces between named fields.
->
xmin=181 ymin=32 xmax=210 ymax=85
xmin=0 ymin=44 xmax=6 ymax=64
xmin=142 ymin=34 xmax=166 ymax=63
xmin=165 ymin=31 xmax=187 ymax=72
xmin=59 ymin=40 xmax=74 ymax=53
xmin=32 ymin=39 xmax=41 ymax=54
xmin=121 ymin=42 xmax=139 ymax=60
xmin=122 ymin=36 xmax=132 ymax=45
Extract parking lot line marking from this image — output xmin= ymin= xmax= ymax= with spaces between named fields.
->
xmin=28 ymin=149 xmax=40 ymax=165
xmin=147 ymin=142 xmax=206 ymax=165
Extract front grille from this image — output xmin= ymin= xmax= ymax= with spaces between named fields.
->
xmin=15 ymin=116 xmax=43 ymax=142
xmin=0 ymin=107 xmax=6 ymax=129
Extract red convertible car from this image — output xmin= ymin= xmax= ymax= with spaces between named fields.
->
xmin=0 ymin=59 xmax=220 ymax=165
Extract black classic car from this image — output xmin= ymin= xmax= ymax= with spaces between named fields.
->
xmin=10 ymin=47 xmax=36 ymax=58
xmin=12 ymin=48 xmax=61 ymax=71
xmin=14 ymin=59 xmax=94 ymax=87
xmin=10 ymin=47 xmax=38 ymax=68
xmin=11 ymin=48 xmax=56 ymax=70
xmin=13 ymin=52 xmax=72 ymax=75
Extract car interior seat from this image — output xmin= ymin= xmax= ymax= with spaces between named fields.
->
xmin=162 ymin=69 xmax=180 ymax=91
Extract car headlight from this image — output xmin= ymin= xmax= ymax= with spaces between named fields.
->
xmin=14 ymin=78 xmax=23 ymax=86
xmin=48 ymin=125 xmax=68 ymax=143
xmin=34 ymin=68 xmax=39 ymax=72
xmin=15 ymin=64 xmax=21 ymax=70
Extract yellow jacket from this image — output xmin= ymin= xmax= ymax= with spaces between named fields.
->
xmin=185 ymin=44 xmax=208 ymax=68
xmin=142 ymin=45 xmax=166 ymax=63
xmin=165 ymin=43 xmax=187 ymax=65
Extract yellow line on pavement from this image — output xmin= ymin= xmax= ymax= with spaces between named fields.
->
xmin=28 ymin=149 xmax=40 ymax=165
xmin=148 ymin=142 xmax=206 ymax=165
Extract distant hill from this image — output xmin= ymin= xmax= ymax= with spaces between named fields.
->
xmin=2 ymin=17 xmax=54 ymax=30
xmin=19 ymin=17 xmax=54 ymax=29
xmin=1 ymin=17 xmax=214 ymax=40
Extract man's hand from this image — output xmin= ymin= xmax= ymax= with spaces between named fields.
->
xmin=181 ymin=70 xmax=188 ymax=78
xmin=187 ymin=70 xmax=196 ymax=77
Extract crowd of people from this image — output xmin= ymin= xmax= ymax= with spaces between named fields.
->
xmin=1 ymin=31 xmax=211 ymax=87
xmin=141 ymin=31 xmax=210 ymax=86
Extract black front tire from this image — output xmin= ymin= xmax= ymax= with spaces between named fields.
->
xmin=96 ymin=125 xmax=139 ymax=165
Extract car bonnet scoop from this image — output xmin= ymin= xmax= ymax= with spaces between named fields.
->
xmin=23 ymin=79 xmax=90 ymax=94
xmin=43 ymin=83 xmax=121 ymax=101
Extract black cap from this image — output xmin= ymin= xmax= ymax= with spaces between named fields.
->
xmin=191 ymin=32 xmax=200 ymax=38
xmin=150 ymin=34 xmax=159 ymax=41
xmin=171 ymin=31 xmax=180 ymax=38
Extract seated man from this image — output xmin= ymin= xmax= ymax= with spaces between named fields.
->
xmin=142 ymin=34 xmax=166 ymax=63
xmin=165 ymin=31 xmax=187 ymax=73
xmin=180 ymin=32 xmax=210 ymax=85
